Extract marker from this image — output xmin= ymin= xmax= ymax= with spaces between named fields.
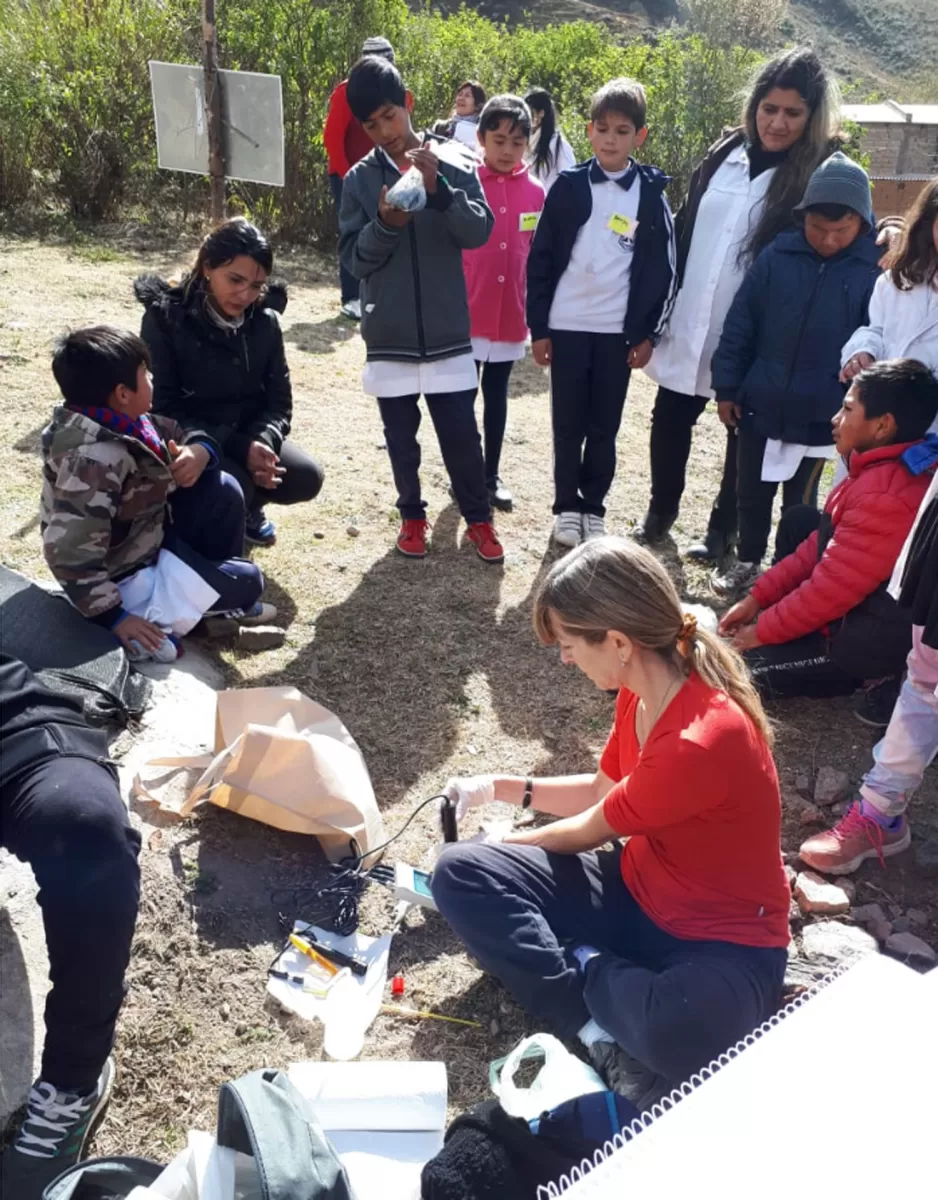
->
xmin=290 ymin=933 xmax=339 ymax=976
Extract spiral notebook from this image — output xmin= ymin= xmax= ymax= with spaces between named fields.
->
xmin=541 ymin=954 xmax=938 ymax=1199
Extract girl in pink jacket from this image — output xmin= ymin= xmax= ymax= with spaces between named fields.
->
xmin=464 ymin=95 xmax=545 ymax=512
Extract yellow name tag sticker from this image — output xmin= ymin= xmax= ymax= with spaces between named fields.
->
xmin=519 ymin=211 xmax=540 ymax=232
xmin=607 ymin=213 xmax=637 ymax=237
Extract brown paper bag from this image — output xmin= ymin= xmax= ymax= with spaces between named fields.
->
xmin=133 ymin=686 xmax=386 ymax=863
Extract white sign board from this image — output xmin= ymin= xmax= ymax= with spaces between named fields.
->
xmin=149 ymin=60 xmax=285 ymax=187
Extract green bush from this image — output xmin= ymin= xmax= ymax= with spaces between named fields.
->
xmin=0 ymin=0 xmax=761 ymax=235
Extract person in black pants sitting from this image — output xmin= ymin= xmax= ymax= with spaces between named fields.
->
xmin=0 ymin=656 xmax=140 ymax=1199
xmin=135 ymin=218 xmax=324 ymax=547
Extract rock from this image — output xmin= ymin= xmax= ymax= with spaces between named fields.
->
xmin=889 ymin=903 xmax=903 ymax=919
xmin=147 ymin=829 xmax=165 ymax=852
xmin=314 ymin=531 xmax=325 ymax=540
xmin=788 ymin=899 xmax=804 ymax=928
xmin=489 ymin=1018 xmax=500 ymax=1036
xmin=830 ymin=801 xmax=850 ymax=817
xmin=801 ymin=920 xmax=877 ymax=967
xmin=914 ymin=838 xmax=938 ymax=877
xmin=795 ymin=774 xmax=812 ymax=797
xmin=833 ymin=877 xmax=856 ymax=903
xmin=892 ymin=915 xmax=911 ymax=934
xmin=794 ymin=871 xmax=852 ymax=916
xmin=784 ymin=864 xmax=797 ymax=887
xmin=220 ymin=1002 xmax=231 ymax=1020
xmin=201 ymin=616 xmax=240 ymax=639
xmin=814 ymin=767 xmax=851 ymax=806
xmin=884 ymin=931 xmax=937 ymax=966
xmin=236 ymin=625 xmax=286 ymax=652
xmin=346 ymin=523 xmax=361 ymax=538
xmin=907 ymin=909 xmax=928 ymax=928
xmin=850 ymin=903 xmax=892 ymax=942
xmin=784 ymin=952 xmax=827 ymax=991
xmin=799 ymin=802 xmax=826 ymax=826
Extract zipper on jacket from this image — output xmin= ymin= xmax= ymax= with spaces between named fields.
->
xmin=784 ymin=262 xmax=826 ymax=394
xmin=408 ymin=224 xmax=427 ymax=358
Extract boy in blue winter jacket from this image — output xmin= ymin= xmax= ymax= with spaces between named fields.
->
xmin=710 ymin=152 xmax=881 ymax=598
xmin=526 ymin=78 xmax=677 ymax=547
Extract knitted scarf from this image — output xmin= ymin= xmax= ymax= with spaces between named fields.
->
xmin=69 ymin=406 xmax=168 ymax=462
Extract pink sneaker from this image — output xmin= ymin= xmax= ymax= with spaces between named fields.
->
xmin=799 ymin=802 xmax=911 ymax=875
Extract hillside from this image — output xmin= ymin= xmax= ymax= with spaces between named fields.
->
xmin=447 ymin=0 xmax=938 ymax=98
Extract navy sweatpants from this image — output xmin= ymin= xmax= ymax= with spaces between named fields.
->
xmin=166 ymin=469 xmax=263 ymax=614
xmin=432 ymin=842 xmax=786 ymax=1086
xmin=549 ymin=330 xmax=632 ymax=517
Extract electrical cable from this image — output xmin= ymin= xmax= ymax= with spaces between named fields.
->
xmin=269 ymin=793 xmax=445 ymax=937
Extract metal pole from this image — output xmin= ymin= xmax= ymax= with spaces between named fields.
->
xmin=202 ymin=0 xmax=225 ymax=222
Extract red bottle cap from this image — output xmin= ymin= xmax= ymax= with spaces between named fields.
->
xmin=391 ymin=972 xmax=405 ymax=997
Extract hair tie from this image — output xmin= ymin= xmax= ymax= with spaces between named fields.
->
xmin=678 ymin=613 xmax=698 ymax=645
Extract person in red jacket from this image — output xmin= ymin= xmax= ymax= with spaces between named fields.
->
xmin=463 ymin=94 xmax=545 ymax=511
xmin=719 ymin=359 xmax=938 ymax=698
xmin=324 ymin=36 xmax=395 ymax=320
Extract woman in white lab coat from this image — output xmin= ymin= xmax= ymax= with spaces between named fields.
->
xmin=641 ymin=47 xmax=842 ymax=562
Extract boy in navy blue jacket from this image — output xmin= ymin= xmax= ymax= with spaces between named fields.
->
xmin=527 ymin=78 xmax=677 ymax=546
xmin=710 ymin=153 xmax=880 ymax=598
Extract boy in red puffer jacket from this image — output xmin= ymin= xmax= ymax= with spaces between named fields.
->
xmin=719 ymin=359 xmax=938 ymax=698
xmin=463 ymin=94 xmax=545 ymax=512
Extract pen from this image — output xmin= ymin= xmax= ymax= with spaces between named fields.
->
xmin=289 ymin=933 xmax=339 ymax=976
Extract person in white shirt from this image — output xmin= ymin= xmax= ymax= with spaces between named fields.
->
xmin=437 ymin=80 xmax=486 ymax=150
xmin=841 ymin=177 xmax=938 ymax=434
xmin=526 ymin=79 xmax=677 ymax=548
xmin=640 ymin=48 xmax=842 ymax=562
xmin=524 ymin=89 xmax=576 ymax=193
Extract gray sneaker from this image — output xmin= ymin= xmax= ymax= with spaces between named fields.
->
xmin=588 ymin=1040 xmax=670 ymax=1112
xmin=552 ymin=511 xmax=583 ymax=548
xmin=710 ymin=559 xmax=761 ymax=599
xmin=0 ymin=1058 xmax=115 ymax=1200
xmin=582 ymin=514 xmax=606 ymax=541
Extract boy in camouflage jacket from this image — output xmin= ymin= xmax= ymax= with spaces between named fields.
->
xmin=40 ymin=326 xmax=268 ymax=658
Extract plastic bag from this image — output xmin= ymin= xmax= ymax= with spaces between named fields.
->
xmin=386 ymin=165 xmax=426 ymax=212
xmin=489 ymin=1033 xmax=606 ymax=1121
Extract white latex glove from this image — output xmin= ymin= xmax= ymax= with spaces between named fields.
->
xmin=442 ymin=775 xmax=495 ymax=822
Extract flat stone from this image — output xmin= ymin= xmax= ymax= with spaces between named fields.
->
xmin=884 ymin=932 xmax=937 ymax=966
xmin=833 ymin=877 xmax=856 ymax=903
xmin=236 ymin=625 xmax=286 ymax=652
xmin=794 ymin=871 xmax=852 ymax=916
xmin=799 ymin=802 xmax=826 ymax=826
xmin=814 ymin=767 xmax=851 ymax=805
xmin=795 ymin=774 xmax=812 ymax=797
xmin=913 ymin=838 xmax=938 ymax=876
xmin=201 ymin=616 xmax=240 ymax=639
xmin=784 ymin=951 xmax=827 ymax=991
xmin=907 ymin=909 xmax=928 ymax=928
xmin=892 ymin=915 xmax=911 ymax=934
xmin=801 ymin=920 xmax=878 ymax=967
xmin=851 ymin=902 xmax=887 ymax=926
xmin=346 ymin=524 xmax=361 ymax=538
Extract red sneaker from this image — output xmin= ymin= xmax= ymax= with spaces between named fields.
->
xmin=466 ymin=521 xmax=504 ymax=563
xmin=396 ymin=519 xmax=430 ymax=558
xmin=799 ymin=801 xmax=911 ymax=875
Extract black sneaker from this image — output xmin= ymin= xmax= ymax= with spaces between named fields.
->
xmin=0 ymin=1059 xmax=115 ymax=1200
xmin=487 ymin=477 xmax=513 ymax=513
xmin=639 ymin=509 xmax=676 ymax=544
xmin=853 ymin=677 xmax=902 ymax=729
xmin=588 ymin=1041 xmax=670 ymax=1111
xmin=245 ymin=509 xmax=277 ymax=547
xmin=686 ymin=527 xmax=737 ymax=563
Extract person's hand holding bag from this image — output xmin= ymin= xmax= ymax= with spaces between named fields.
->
xmin=440 ymin=775 xmax=495 ymax=822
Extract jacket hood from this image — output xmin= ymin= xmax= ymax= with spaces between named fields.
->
xmin=774 ymin=228 xmax=881 ymax=265
xmin=133 ymin=273 xmax=288 ymax=316
xmin=44 ymin=407 xmax=128 ymax=456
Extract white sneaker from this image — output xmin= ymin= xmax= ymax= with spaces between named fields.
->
xmin=341 ymin=298 xmax=362 ymax=321
xmin=710 ymin=559 xmax=761 ymax=599
xmin=582 ymin=514 xmax=606 ymax=541
xmin=552 ymin=512 xmax=582 ymax=548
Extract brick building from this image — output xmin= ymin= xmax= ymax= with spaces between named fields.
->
xmin=841 ymin=101 xmax=938 ymax=216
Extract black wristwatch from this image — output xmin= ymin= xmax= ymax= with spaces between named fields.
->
xmin=522 ymin=776 xmax=534 ymax=809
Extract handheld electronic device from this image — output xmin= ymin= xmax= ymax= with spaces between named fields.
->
xmin=393 ymin=862 xmax=438 ymax=911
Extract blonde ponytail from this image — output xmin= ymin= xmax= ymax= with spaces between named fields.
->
xmin=534 ymin=536 xmax=774 ymax=749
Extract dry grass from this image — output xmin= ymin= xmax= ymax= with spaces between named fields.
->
xmin=1 ymin=230 xmax=935 ymax=1159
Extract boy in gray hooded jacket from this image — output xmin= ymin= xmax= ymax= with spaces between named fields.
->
xmin=339 ymin=55 xmax=504 ymax=562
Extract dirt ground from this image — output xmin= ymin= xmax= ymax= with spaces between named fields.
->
xmin=1 ymin=229 xmax=935 ymax=1161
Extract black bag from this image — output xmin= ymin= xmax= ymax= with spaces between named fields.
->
xmin=0 ymin=566 xmax=150 ymax=728
xmin=42 ymin=1155 xmax=164 ymax=1199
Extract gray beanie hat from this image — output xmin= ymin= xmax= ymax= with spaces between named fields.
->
xmin=362 ymin=36 xmax=395 ymax=62
xmin=794 ymin=151 xmax=874 ymax=228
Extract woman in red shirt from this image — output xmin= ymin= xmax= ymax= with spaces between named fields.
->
xmin=432 ymin=536 xmax=790 ymax=1105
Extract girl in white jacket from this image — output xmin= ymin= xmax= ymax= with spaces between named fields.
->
xmin=842 ymin=177 xmax=938 ymax=436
